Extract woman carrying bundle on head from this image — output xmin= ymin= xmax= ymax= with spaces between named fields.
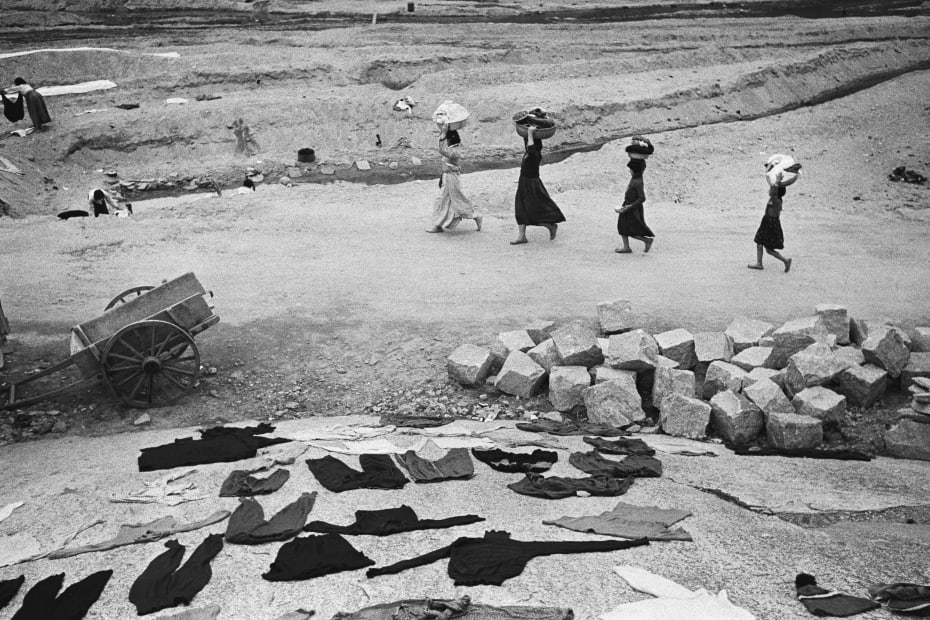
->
xmin=615 ymin=136 xmax=655 ymax=254
xmin=2 ymin=78 xmax=51 ymax=130
xmin=511 ymin=108 xmax=565 ymax=245
xmin=426 ymin=123 xmax=482 ymax=233
xmin=747 ymin=154 xmax=800 ymax=273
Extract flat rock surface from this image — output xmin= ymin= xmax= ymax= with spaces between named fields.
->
xmin=0 ymin=416 xmax=926 ymax=619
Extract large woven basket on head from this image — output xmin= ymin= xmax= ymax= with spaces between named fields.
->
xmin=513 ymin=111 xmax=557 ymax=139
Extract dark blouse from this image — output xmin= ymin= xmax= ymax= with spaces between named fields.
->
xmin=623 ymin=178 xmax=645 ymax=208
xmin=519 ymin=144 xmax=542 ymax=179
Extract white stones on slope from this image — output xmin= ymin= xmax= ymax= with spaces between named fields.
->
xmin=596 ymin=299 xmax=635 ymax=335
xmin=549 ymin=366 xmax=592 ymax=412
xmin=724 ymin=316 xmax=774 ymax=353
xmin=792 ymin=386 xmax=846 ymax=423
xmin=654 ymin=328 xmax=697 ymax=370
xmin=607 ymin=329 xmax=659 ymax=371
xmin=447 ymin=344 xmax=494 ymax=387
xmin=710 ymin=389 xmax=763 ymax=444
xmin=815 ymin=304 xmax=850 ymax=346
xmin=494 ymin=351 xmax=546 ymax=399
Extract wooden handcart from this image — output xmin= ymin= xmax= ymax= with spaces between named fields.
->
xmin=0 ymin=272 xmax=219 ymax=410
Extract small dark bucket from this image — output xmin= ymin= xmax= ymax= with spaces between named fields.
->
xmin=407 ymin=2 xmax=414 ymax=11
xmin=297 ymin=148 xmax=316 ymax=163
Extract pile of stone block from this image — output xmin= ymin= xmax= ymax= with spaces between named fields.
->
xmin=446 ymin=300 xmax=930 ymax=458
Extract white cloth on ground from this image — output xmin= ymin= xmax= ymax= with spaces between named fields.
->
xmin=286 ymin=424 xmax=396 ymax=442
xmin=110 ymin=469 xmax=204 ymax=506
xmin=600 ymin=565 xmax=756 ymax=620
xmin=0 ymin=501 xmax=24 ymax=523
xmin=37 ymin=80 xmax=117 ymax=97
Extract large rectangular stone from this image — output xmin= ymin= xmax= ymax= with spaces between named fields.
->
xmin=491 ymin=330 xmax=536 ymax=365
xmin=815 ymin=304 xmax=850 ymax=345
xmin=792 ymin=386 xmax=846 ymax=423
xmin=549 ymin=366 xmax=592 ymax=412
xmin=551 ymin=322 xmax=604 ymax=368
xmin=914 ymin=327 xmax=930 ymax=353
xmin=583 ymin=377 xmax=645 ymax=426
xmin=837 ymin=363 xmax=888 ymax=408
xmin=783 ymin=343 xmax=849 ymax=396
xmin=702 ymin=361 xmax=748 ymax=399
xmin=654 ymin=328 xmax=697 ymax=370
xmin=525 ymin=320 xmax=557 ymax=344
xmin=494 ymin=350 xmax=546 ymax=398
xmin=730 ymin=346 xmax=776 ymax=371
xmin=862 ymin=327 xmax=911 ymax=379
xmin=659 ymin=392 xmax=711 ymax=439
xmin=652 ymin=366 xmax=696 ymax=404
xmin=725 ymin=316 xmax=775 ymax=353
xmin=693 ymin=331 xmax=733 ymax=365
xmin=771 ymin=316 xmax=829 ymax=369
xmin=766 ymin=411 xmax=823 ymax=449
xmin=607 ymin=329 xmax=659 ymax=371
xmin=743 ymin=378 xmax=794 ymax=418
xmin=901 ymin=352 xmax=930 ymax=389
xmin=594 ymin=366 xmax=636 ymax=385
xmin=884 ymin=418 xmax=930 ymax=461
xmin=597 ymin=299 xmax=635 ymax=335
xmin=447 ymin=344 xmax=494 ymax=387
xmin=710 ymin=389 xmax=763 ymax=444
xmin=527 ymin=338 xmax=563 ymax=373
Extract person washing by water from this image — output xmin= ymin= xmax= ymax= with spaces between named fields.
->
xmin=426 ymin=124 xmax=482 ymax=233
xmin=615 ymin=137 xmax=655 ymax=254
xmin=511 ymin=110 xmax=564 ymax=245
xmin=2 ymin=78 xmax=51 ymax=130
xmin=88 ymin=189 xmax=131 ymax=217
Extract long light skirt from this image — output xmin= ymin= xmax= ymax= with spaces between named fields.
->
xmin=431 ymin=172 xmax=478 ymax=229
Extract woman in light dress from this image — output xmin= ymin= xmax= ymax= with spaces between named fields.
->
xmin=426 ymin=125 xmax=482 ymax=233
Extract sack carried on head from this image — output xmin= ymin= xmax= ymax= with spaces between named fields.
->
xmin=433 ymin=100 xmax=470 ymax=130
xmin=626 ymin=136 xmax=654 ymax=159
xmin=765 ymin=154 xmax=802 ymax=187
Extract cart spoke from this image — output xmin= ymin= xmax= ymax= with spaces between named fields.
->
xmin=128 ymin=374 xmax=147 ymax=403
xmin=106 ymin=363 xmax=140 ymax=374
xmin=113 ymin=370 xmax=143 ymax=389
xmin=154 ymin=331 xmax=178 ymax=357
xmin=160 ymin=369 xmax=189 ymax=391
xmin=167 ymin=354 xmax=197 ymax=364
xmin=147 ymin=375 xmax=154 ymax=405
xmin=162 ymin=363 xmax=196 ymax=377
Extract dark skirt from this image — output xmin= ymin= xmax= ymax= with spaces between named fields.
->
xmin=515 ymin=177 xmax=566 ymax=226
xmin=24 ymin=90 xmax=51 ymax=129
xmin=753 ymin=215 xmax=784 ymax=250
xmin=617 ymin=204 xmax=654 ymax=238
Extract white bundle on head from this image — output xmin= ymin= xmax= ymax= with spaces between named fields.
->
xmin=432 ymin=100 xmax=470 ymax=130
xmin=765 ymin=154 xmax=801 ymax=187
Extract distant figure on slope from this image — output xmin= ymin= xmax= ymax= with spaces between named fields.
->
xmin=88 ymin=189 xmax=130 ymax=217
xmin=426 ymin=124 xmax=482 ymax=233
xmin=747 ymin=184 xmax=792 ymax=273
xmin=511 ymin=124 xmax=564 ymax=245
xmin=2 ymin=78 xmax=51 ymax=130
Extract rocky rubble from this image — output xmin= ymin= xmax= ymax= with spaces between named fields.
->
xmin=444 ymin=302 xmax=930 ymax=459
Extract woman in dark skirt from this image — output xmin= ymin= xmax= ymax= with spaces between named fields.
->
xmin=3 ymin=78 xmax=51 ymax=130
xmin=511 ymin=125 xmax=565 ymax=245
xmin=748 ymin=184 xmax=792 ymax=272
xmin=615 ymin=158 xmax=654 ymax=253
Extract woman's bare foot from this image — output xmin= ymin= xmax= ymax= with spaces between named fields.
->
xmin=615 ymin=248 xmax=633 ymax=254
xmin=784 ymin=258 xmax=792 ymax=273
xmin=644 ymin=238 xmax=654 ymax=253
xmin=510 ymin=238 xmax=528 ymax=245
xmin=547 ymin=224 xmax=558 ymax=240
xmin=425 ymin=227 xmax=443 ymax=233
xmin=747 ymin=264 xmax=764 ymax=270
xmin=475 ymin=215 xmax=483 ymax=231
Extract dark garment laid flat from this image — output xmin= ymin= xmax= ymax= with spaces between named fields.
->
xmin=366 ymin=529 xmax=649 ymax=586
xmin=306 ymin=454 xmax=408 ymax=492
xmin=379 ymin=412 xmax=453 ymax=428
xmin=225 ymin=492 xmax=317 ymax=545
xmin=754 ymin=214 xmax=784 ymax=250
xmin=507 ymin=473 xmax=635 ymax=499
xmin=471 ymin=448 xmax=557 ymax=473
xmin=262 ymin=533 xmax=374 ymax=582
xmin=2 ymin=92 xmax=24 ymax=123
xmin=583 ymin=436 xmax=656 ymax=456
xmin=129 ymin=535 xmax=223 ymax=616
xmin=394 ymin=448 xmax=474 ymax=482
xmin=220 ymin=468 xmax=290 ymax=496
xmin=868 ymin=582 xmax=930 ymax=615
xmin=11 ymin=571 xmax=112 ymax=620
xmin=516 ymin=419 xmax=631 ymax=437
xmin=514 ymin=144 xmax=566 ymax=226
xmin=795 ymin=573 xmax=880 ymax=617
xmin=23 ymin=90 xmax=51 ymax=129
xmin=731 ymin=445 xmax=872 ymax=461
xmin=138 ymin=423 xmax=290 ymax=472
xmin=304 ymin=505 xmax=484 ymax=536
xmin=543 ymin=501 xmax=692 ymax=541
xmin=0 ymin=575 xmax=24 ymax=611
xmin=569 ymin=450 xmax=663 ymax=478
xmin=332 ymin=598 xmax=574 ymax=620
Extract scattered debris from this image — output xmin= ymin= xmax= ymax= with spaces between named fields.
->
xmin=355 ymin=160 xmax=371 ymax=171
xmin=888 ymin=166 xmax=927 ymax=184
xmin=115 ymin=103 xmax=140 ymax=110
xmin=165 ymin=97 xmax=189 ymax=105
xmin=392 ymin=95 xmax=417 ymax=113
xmin=195 ymin=93 xmax=222 ymax=102
xmin=0 ymin=156 xmax=23 ymax=176
xmin=134 ymin=413 xmax=152 ymax=426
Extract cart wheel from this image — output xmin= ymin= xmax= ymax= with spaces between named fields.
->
xmin=101 ymin=320 xmax=201 ymax=408
xmin=105 ymin=286 xmax=155 ymax=311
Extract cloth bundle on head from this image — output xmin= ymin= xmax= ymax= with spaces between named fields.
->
xmin=513 ymin=107 xmax=555 ymax=128
xmin=433 ymin=100 xmax=469 ymax=130
xmin=765 ymin=154 xmax=802 ymax=187
xmin=625 ymin=136 xmax=654 ymax=159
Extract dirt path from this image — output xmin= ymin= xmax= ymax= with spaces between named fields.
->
xmin=1 ymin=69 xmax=928 ymax=434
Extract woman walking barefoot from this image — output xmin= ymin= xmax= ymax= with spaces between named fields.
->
xmin=426 ymin=125 xmax=482 ymax=233
xmin=512 ymin=125 xmax=565 ymax=244
xmin=615 ymin=158 xmax=654 ymax=253
xmin=748 ymin=184 xmax=792 ymax=273
xmin=2 ymin=77 xmax=51 ymax=130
